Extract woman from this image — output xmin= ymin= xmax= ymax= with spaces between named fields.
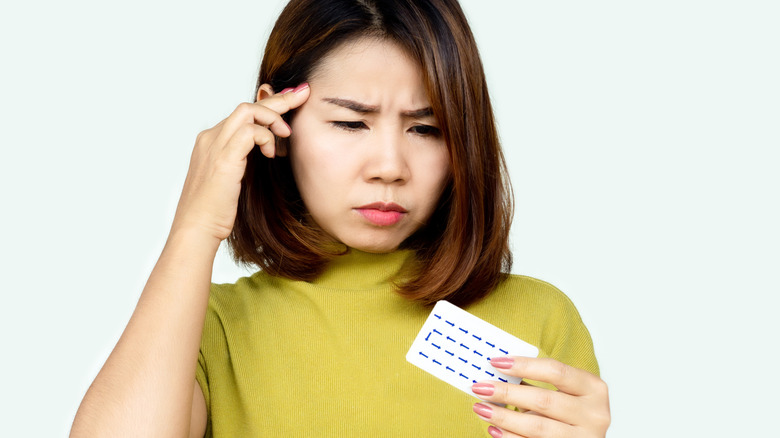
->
xmin=71 ymin=0 xmax=610 ymax=436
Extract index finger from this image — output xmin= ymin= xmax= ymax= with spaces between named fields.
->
xmin=490 ymin=356 xmax=603 ymax=397
xmin=258 ymin=82 xmax=311 ymax=116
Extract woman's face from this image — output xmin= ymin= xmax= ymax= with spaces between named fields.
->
xmin=288 ymin=37 xmax=451 ymax=253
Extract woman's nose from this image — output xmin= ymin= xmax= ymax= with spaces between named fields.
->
xmin=363 ymin=129 xmax=411 ymax=183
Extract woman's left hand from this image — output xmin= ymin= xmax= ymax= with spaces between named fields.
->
xmin=471 ymin=356 xmax=610 ymax=437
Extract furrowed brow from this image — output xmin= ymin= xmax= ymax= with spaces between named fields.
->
xmin=322 ymin=98 xmax=379 ymax=114
xmin=402 ymin=107 xmax=434 ymax=119
xmin=323 ymin=97 xmax=433 ymax=119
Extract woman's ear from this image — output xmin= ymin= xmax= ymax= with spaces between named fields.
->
xmin=256 ymin=83 xmax=275 ymax=102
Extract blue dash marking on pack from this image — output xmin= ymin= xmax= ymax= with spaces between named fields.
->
xmin=419 ymin=352 xmax=429 ymax=358
xmin=425 ymin=332 xmax=431 ymax=341
xmin=498 ymin=377 xmax=508 ymax=383
xmin=433 ymin=359 xmax=442 ymax=365
xmin=472 ymin=334 xmax=482 ymax=341
xmin=485 ymin=371 xmax=495 ymax=377
xmin=433 ymin=329 xmax=442 ymax=335
xmin=446 ymin=366 xmax=455 ymax=372
xmin=472 ymin=364 xmax=481 ymax=370
xmin=445 ymin=350 xmax=454 ymax=356
xmin=458 ymin=357 xmax=467 ymax=364
xmin=445 ymin=320 xmax=455 ymax=327
xmin=499 ymin=348 xmax=508 ymax=354
xmin=459 ymin=327 xmax=468 ymax=334
xmin=486 ymin=341 xmax=495 ymax=348
xmin=460 ymin=343 xmax=469 ymax=350
xmin=459 ymin=373 xmax=468 ymax=379
xmin=473 ymin=350 xmax=483 ymax=357
xmin=446 ymin=336 xmax=456 ymax=342
xmin=434 ymin=314 xmax=441 ymax=319
xmin=431 ymin=343 xmax=441 ymax=349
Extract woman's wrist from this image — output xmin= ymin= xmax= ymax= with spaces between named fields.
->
xmin=165 ymin=223 xmax=223 ymax=258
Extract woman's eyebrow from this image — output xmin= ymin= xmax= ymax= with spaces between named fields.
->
xmin=323 ymin=97 xmax=378 ymax=114
xmin=322 ymin=97 xmax=433 ymax=118
xmin=402 ymin=107 xmax=434 ymax=118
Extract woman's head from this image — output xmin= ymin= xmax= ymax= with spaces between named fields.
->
xmin=230 ymin=0 xmax=513 ymax=306
xmin=282 ymin=37 xmax=452 ymax=254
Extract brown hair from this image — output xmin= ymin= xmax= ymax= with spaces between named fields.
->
xmin=228 ymin=0 xmax=513 ymax=307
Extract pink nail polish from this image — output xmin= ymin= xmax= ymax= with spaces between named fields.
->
xmin=488 ymin=426 xmax=503 ymax=438
xmin=293 ymin=82 xmax=309 ymax=93
xmin=279 ymin=87 xmax=294 ymax=94
xmin=490 ymin=357 xmax=514 ymax=369
xmin=471 ymin=382 xmax=495 ymax=397
xmin=473 ymin=403 xmax=493 ymax=420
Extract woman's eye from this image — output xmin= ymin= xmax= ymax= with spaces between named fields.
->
xmin=332 ymin=121 xmax=366 ymax=131
xmin=410 ymin=125 xmax=441 ymax=137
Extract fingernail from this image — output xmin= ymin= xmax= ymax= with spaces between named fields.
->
xmin=279 ymin=87 xmax=294 ymax=94
xmin=490 ymin=357 xmax=514 ymax=369
xmin=488 ymin=426 xmax=503 ymax=438
xmin=293 ymin=82 xmax=309 ymax=93
xmin=472 ymin=403 xmax=493 ymax=420
xmin=471 ymin=382 xmax=495 ymax=397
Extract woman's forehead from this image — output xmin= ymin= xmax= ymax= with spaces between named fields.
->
xmin=311 ymin=37 xmax=418 ymax=81
xmin=307 ymin=37 xmax=430 ymax=110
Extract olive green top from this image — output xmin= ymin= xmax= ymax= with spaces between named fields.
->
xmin=196 ymin=250 xmax=598 ymax=437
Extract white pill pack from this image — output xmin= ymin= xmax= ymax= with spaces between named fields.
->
xmin=406 ymin=300 xmax=539 ymax=397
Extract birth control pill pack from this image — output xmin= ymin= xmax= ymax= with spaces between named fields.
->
xmin=406 ymin=300 xmax=539 ymax=397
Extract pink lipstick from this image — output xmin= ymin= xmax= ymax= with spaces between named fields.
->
xmin=355 ymin=202 xmax=407 ymax=226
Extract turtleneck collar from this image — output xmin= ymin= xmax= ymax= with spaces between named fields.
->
xmin=310 ymin=249 xmax=416 ymax=290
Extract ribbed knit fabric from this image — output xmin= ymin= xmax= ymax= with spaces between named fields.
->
xmin=195 ymin=249 xmax=598 ymax=437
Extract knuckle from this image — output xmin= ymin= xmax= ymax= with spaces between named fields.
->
xmin=496 ymin=383 xmax=511 ymax=402
xmin=237 ymin=123 xmax=255 ymax=137
xmin=587 ymin=406 xmax=611 ymax=431
xmin=596 ymin=410 xmax=612 ymax=429
xmin=596 ymin=379 xmax=609 ymax=396
xmin=235 ymin=101 xmax=254 ymax=113
xmin=533 ymin=391 xmax=555 ymax=412
xmin=195 ymin=129 xmax=213 ymax=146
xmin=551 ymin=361 xmax=570 ymax=380
xmin=489 ymin=405 xmax=506 ymax=424
xmin=256 ymin=129 xmax=275 ymax=147
xmin=511 ymin=357 xmax=526 ymax=374
xmin=527 ymin=414 xmax=548 ymax=436
xmin=592 ymin=382 xmax=611 ymax=429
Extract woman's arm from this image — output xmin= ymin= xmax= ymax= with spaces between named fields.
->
xmin=70 ymin=228 xmax=219 ymax=437
xmin=70 ymin=84 xmax=311 ymax=437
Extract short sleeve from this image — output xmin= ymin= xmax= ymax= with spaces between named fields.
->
xmin=529 ymin=287 xmax=599 ymax=390
xmin=194 ymin=287 xmax=224 ymax=438
xmin=195 ymin=350 xmax=210 ymax=410
xmin=548 ymin=293 xmax=599 ymax=376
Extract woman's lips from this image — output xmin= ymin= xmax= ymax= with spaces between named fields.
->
xmin=355 ymin=202 xmax=407 ymax=226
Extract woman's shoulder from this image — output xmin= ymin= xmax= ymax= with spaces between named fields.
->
xmin=210 ymin=269 xmax=271 ymax=294
xmin=483 ymin=273 xmax=580 ymax=314
xmin=466 ymin=273 xmax=597 ymax=375
xmin=205 ymin=270 xmax=282 ymax=317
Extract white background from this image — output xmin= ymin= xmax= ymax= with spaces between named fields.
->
xmin=1 ymin=0 xmax=778 ymax=436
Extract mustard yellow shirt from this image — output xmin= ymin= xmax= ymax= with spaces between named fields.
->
xmin=196 ymin=250 xmax=599 ymax=437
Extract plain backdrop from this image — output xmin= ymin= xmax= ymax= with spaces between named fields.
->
xmin=1 ymin=0 xmax=778 ymax=436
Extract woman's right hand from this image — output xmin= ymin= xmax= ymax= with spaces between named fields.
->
xmin=171 ymin=83 xmax=311 ymax=242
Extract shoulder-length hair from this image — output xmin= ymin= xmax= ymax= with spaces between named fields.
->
xmin=229 ymin=0 xmax=513 ymax=307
